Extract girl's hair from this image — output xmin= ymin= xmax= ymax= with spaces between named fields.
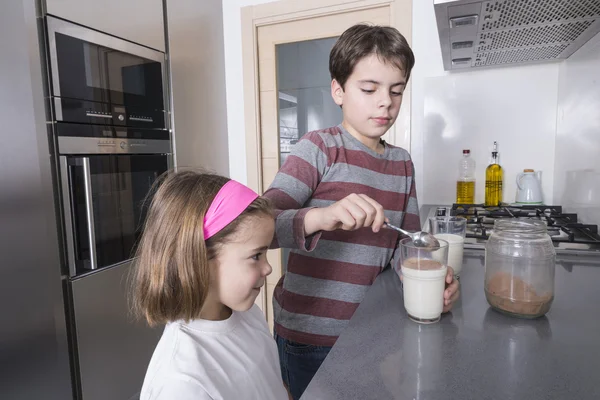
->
xmin=130 ymin=170 xmax=272 ymax=326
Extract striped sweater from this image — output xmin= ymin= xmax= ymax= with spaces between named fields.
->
xmin=264 ymin=125 xmax=420 ymax=346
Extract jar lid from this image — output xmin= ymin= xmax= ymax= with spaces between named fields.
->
xmin=523 ymin=168 xmax=534 ymax=172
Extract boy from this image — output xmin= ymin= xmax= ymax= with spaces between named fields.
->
xmin=264 ymin=24 xmax=460 ymax=399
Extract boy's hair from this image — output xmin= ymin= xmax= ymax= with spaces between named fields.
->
xmin=329 ymin=24 xmax=415 ymax=89
xmin=130 ymin=170 xmax=272 ymax=326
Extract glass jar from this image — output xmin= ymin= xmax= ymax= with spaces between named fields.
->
xmin=484 ymin=219 xmax=556 ymax=318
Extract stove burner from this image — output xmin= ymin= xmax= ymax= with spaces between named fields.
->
xmin=547 ymin=226 xmax=561 ymax=237
xmin=451 ymin=204 xmax=600 ymax=245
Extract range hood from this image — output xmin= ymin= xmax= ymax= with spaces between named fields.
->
xmin=434 ymin=0 xmax=600 ymax=70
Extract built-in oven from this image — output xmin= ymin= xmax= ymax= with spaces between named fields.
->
xmin=57 ymin=124 xmax=171 ymax=277
xmin=46 ymin=16 xmax=166 ymax=130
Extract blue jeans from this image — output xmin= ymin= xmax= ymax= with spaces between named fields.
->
xmin=275 ymin=334 xmax=332 ymax=400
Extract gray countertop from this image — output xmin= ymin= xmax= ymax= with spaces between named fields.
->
xmin=301 ymin=251 xmax=600 ymax=400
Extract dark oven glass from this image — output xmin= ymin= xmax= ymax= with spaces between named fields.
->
xmin=55 ymin=33 xmax=164 ymax=110
xmin=68 ymin=154 xmax=168 ymax=274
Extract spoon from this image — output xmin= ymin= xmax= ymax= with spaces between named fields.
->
xmin=384 ymin=222 xmax=441 ymax=248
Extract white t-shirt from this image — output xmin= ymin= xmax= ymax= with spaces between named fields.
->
xmin=140 ymin=305 xmax=288 ymax=400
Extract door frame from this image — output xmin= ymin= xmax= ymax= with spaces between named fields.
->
xmin=241 ymin=0 xmax=412 ymax=313
xmin=242 ymin=0 xmax=413 ymax=194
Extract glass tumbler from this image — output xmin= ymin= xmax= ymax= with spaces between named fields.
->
xmin=398 ymin=238 xmax=449 ymax=324
xmin=428 ymin=216 xmax=467 ymax=277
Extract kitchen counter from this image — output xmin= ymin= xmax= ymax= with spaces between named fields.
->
xmin=301 ymin=251 xmax=600 ymax=400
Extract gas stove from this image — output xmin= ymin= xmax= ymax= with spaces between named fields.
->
xmin=423 ymin=204 xmax=600 ymax=253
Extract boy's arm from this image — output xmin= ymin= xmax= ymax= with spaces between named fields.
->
xmin=263 ymin=132 xmax=329 ymax=251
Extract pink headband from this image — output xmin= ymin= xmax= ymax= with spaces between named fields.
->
xmin=203 ymin=180 xmax=259 ymax=240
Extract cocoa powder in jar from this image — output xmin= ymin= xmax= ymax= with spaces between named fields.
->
xmin=485 ymin=272 xmax=553 ymax=317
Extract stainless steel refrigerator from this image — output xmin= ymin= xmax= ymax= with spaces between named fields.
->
xmin=1 ymin=1 xmax=72 ymax=398
xmin=1 ymin=2 xmax=170 ymax=399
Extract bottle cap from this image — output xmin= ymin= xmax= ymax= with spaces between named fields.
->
xmin=463 ymin=149 xmax=470 ymax=154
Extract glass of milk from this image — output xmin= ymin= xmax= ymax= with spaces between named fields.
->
xmin=428 ymin=216 xmax=467 ymax=278
xmin=399 ymin=238 xmax=449 ymax=324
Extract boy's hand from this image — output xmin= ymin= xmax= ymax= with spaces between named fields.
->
xmin=305 ymin=193 xmax=386 ymax=235
xmin=443 ymin=266 xmax=460 ymax=313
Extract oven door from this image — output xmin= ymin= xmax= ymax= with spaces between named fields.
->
xmin=47 ymin=16 xmax=166 ymax=128
xmin=59 ymin=154 xmax=169 ymax=277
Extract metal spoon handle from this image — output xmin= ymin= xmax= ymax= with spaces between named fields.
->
xmin=384 ymin=222 xmax=410 ymax=237
xmin=384 ymin=222 xmax=440 ymax=248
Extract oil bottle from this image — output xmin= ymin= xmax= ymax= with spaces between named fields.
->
xmin=456 ymin=149 xmax=476 ymax=204
xmin=485 ymin=141 xmax=503 ymax=206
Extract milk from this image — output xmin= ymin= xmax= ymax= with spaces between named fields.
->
xmin=433 ymin=233 xmax=464 ymax=276
xmin=401 ymin=260 xmax=447 ymax=323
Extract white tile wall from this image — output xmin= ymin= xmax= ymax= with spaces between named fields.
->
xmin=554 ymin=33 xmax=600 ymax=225
xmin=412 ymin=0 xmax=560 ymax=206
xmin=420 ymin=65 xmax=559 ymax=205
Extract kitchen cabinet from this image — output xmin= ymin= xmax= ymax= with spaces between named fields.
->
xmin=45 ymin=0 xmax=165 ymax=51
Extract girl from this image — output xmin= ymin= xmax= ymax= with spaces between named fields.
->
xmin=132 ymin=171 xmax=289 ymax=400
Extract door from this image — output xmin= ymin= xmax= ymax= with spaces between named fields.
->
xmin=242 ymin=0 xmax=412 ymax=331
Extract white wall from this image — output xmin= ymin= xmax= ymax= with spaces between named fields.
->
xmin=168 ymin=0 xmax=229 ymax=176
xmin=223 ymin=0 xmax=280 ymax=184
xmin=554 ymin=33 xmax=600 ymax=225
xmin=411 ymin=0 xmax=559 ymax=206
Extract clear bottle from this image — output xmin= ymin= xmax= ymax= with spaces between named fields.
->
xmin=484 ymin=219 xmax=555 ymax=319
xmin=485 ymin=141 xmax=504 ymax=206
xmin=456 ymin=149 xmax=475 ymax=204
